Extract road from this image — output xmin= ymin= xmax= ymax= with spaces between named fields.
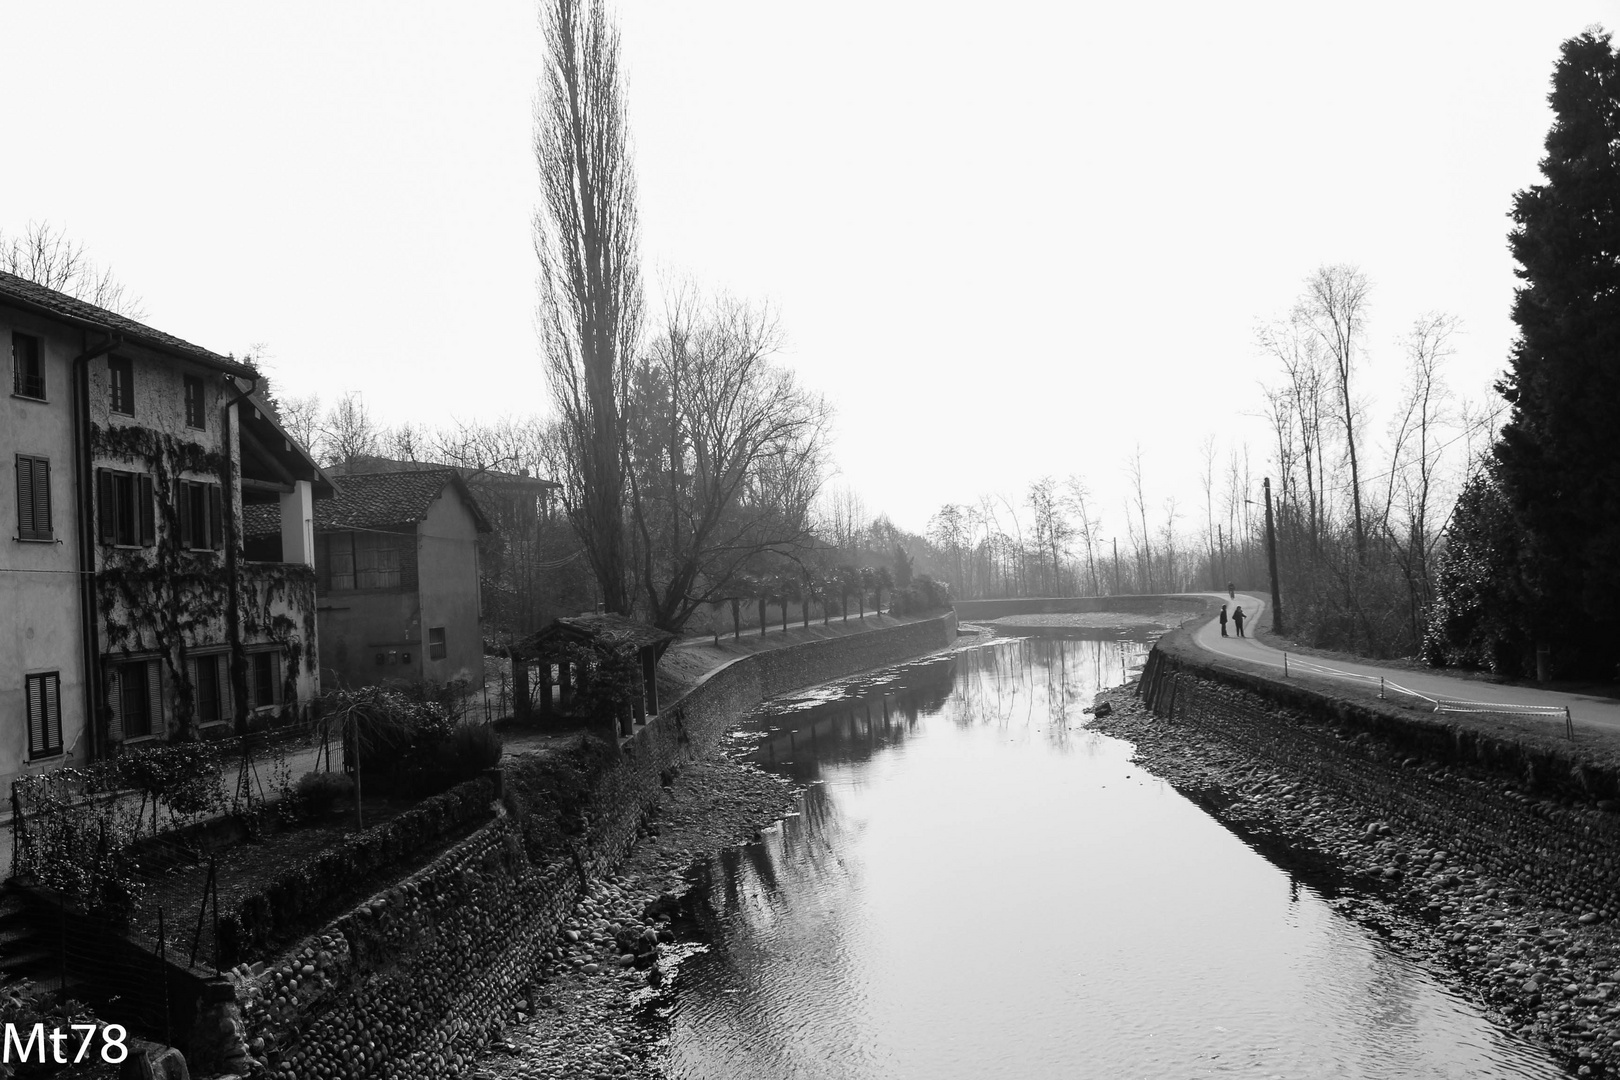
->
xmin=1191 ymin=590 xmax=1620 ymax=738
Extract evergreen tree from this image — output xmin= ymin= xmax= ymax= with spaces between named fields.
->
xmin=1494 ymin=27 xmax=1620 ymax=677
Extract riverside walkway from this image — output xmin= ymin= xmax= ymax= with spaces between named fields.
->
xmin=1193 ymin=590 xmax=1620 ymax=739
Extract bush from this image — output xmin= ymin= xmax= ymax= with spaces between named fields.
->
xmin=295 ymin=771 xmax=356 ymax=818
xmin=889 ymin=574 xmax=952 ymax=616
xmin=443 ymin=723 xmax=503 ymax=782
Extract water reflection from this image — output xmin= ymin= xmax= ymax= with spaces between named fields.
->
xmin=666 ymin=638 xmax=1568 ymax=1080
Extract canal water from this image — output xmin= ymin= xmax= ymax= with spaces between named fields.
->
xmin=658 ymin=635 xmax=1569 ymax=1079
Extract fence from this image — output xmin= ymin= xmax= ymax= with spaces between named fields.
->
xmin=1143 ymin=646 xmax=1580 ymax=740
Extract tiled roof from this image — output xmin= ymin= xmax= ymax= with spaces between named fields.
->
xmin=311 ymin=470 xmax=464 ymax=531
xmin=0 ymin=270 xmax=256 ymax=376
xmin=513 ymin=613 xmax=675 ymax=657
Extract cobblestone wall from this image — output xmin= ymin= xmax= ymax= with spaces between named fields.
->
xmin=1137 ymin=650 xmax=1620 ymax=926
xmin=239 ymin=611 xmax=957 ymax=1079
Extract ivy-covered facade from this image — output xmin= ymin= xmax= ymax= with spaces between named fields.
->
xmin=1 ymin=270 xmax=332 ymax=788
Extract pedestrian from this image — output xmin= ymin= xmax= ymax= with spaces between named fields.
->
xmin=1218 ymin=604 xmax=1228 ymax=637
xmin=1232 ymin=605 xmax=1246 ymax=637
xmin=1228 ymin=580 xmax=1235 ymax=600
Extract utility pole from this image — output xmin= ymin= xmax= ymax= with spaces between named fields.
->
xmin=1263 ymin=477 xmax=1284 ymax=636
xmin=1217 ymin=525 xmax=1225 ymax=589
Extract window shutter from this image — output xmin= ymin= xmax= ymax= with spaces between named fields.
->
xmin=209 ymin=484 xmax=223 ymax=550
xmin=246 ymin=655 xmax=258 ymax=710
xmin=27 ymin=677 xmax=44 ymax=756
xmin=32 ymin=458 xmax=49 ymax=539
xmin=98 ymin=470 xmax=117 ymax=545
xmin=43 ymin=675 xmax=60 ymax=754
xmin=144 ymin=661 xmax=162 ymax=736
xmin=271 ymin=651 xmax=282 ymax=704
xmin=138 ymin=474 xmax=156 ymax=546
xmin=16 ymin=457 xmax=33 ymax=537
xmin=106 ymin=668 xmax=124 ymax=742
xmin=176 ymin=480 xmax=193 ymax=548
xmin=218 ymin=656 xmax=234 ymax=722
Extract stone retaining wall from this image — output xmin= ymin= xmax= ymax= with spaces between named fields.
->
xmin=1135 ymin=659 xmax=1620 ymax=922
xmin=239 ymin=610 xmax=957 ymax=1079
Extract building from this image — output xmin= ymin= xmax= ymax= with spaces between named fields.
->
xmin=248 ymin=470 xmax=491 ymax=690
xmin=2 ymin=270 xmax=331 ymax=788
xmin=328 ymin=456 xmax=568 ymax=637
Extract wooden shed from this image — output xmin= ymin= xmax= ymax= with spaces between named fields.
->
xmin=508 ymin=613 xmax=673 ymax=736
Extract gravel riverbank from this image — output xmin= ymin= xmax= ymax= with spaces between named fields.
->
xmin=470 ymin=757 xmax=798 ymax=1080
xmin=1091 ymin=684 xmax=1620 ymax=1079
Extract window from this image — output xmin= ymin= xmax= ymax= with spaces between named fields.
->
xmin=175 ymin=479 xmax=223 ymax=550
xmin=98 ymin=469 xmax=155 ymax=546
xmin=249 ymin=651 xmax=280 ymax=709
xmin=108 ymin=356 xmax=134 ymax=415
xmin=14 ymin=455 xmax=51 ymax=541
xmin=12 ymin=332 xmax=44 ymax=399
xmin=194 ymin=654 xmax=222 ymax=724
xmin=184 ymin=374 xmax=206 ymax=429
xmin=108 ymin=659 xmax=160 ymax=740
xmin=324 ymin=532 xmax=401 ymax=591
xmin=428 ymin=626 xmax=446 ymax=661
xmin=25 ymin=673 xmax=62 ymax=758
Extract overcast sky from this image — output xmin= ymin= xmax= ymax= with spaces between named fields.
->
xmin=2 ymin=2 xmax=1612 ymax=539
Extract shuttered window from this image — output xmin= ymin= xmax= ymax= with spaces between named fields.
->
xmin=175 ymin=479 xmax=223 ymax=550
xmin=249 ymin=651 xmax=280 ymax=709
xmin=25 ymin=673 xmax=62 ymax=758
xmin=14 ymin=455 xmax=51 ymax=541
xmin=107 ymin=660 xmax=161 ymax=740
xmin=188 ymin=653 xmax=234 ymax=725
xmin=98 ymin=469 xmax=155 ymax=546
xmin=428 ymin=626 xmax=447 ymax=661
xmin=184 ymin=374 xmax=206 ymax=429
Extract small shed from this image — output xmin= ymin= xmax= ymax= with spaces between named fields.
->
xmin=508 ymin=613 xmax=673 ymax=735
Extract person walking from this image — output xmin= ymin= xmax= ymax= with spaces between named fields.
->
xmin=1228 ymin=581 xmax=1235 ymax=600
xmin=1218 ymin=604 xmax=1229 ymax=637
xmin=1232 ymin=605 xmax=1246 ymax=638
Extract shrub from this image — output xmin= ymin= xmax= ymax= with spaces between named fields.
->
xmin=296 ymin=771 xmax=356 ymax=818
xmin=443 ymin=723 xmax=504 ymax=782
xmin=889 ymin=574 xmax=952 ymax=616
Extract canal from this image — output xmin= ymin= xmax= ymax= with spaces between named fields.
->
xmin=658 ymin=635 xmax=1569 ymax=1079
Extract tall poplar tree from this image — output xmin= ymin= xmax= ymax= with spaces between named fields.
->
xmin=535 ymin=0 xmax=641 ymax=614
xmin=1495 ymin=27 xmax=1620 ymax=676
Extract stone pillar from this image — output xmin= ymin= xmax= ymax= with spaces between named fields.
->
xmin=538 ymin=662 xmax=553 ymax=717
xmin=278 ymin=479 xmax=315 ymax=567
xmin=512 ymin=658 xmax=530 ymax=723
xmin=559 ymin=662 xmax=573 ymax=707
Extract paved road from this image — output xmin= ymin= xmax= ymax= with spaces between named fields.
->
xmin=1191 ymin=590 xmax=1620 ymax=739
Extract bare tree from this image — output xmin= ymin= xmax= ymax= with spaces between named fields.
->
xmin=321 ymin=392 xmax=380 ymax=470
xmin=535 ymin=0 xmax=642 ymax=614
xmin=1 ymin=221 xmax=145 ymax=317
xmin=1127 ymin=445 xmax=1153 ymax=592
xmin=1064 ymin=476 xmax=1103 ymax=596
xmin=281 ymin=394 xmax=324 ymax=459
xmin=1027 ymin=476 xmax=1070 ymax=595
xmin=623 ymin=291 xmax=832 ymax=632
xmin=1296 ymin=264 xmax=1371 ymax=560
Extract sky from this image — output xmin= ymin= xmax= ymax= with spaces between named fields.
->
xmin=2 ymin=1 xmax=1614 ymax=541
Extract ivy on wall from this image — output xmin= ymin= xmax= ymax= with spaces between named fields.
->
xmin=90 ymin=422 xmax=316 ymax=740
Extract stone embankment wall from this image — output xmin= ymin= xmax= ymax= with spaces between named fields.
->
xmin=1138 ymin=651 xmax=1620 ymax=921
xmin=239 ymin=611 xmax=957 ymax=1080
xmin=953 ymin=594 xmax=1206 ymax=621
xmin=1146 ymin=622 xmax=1620 ymax=801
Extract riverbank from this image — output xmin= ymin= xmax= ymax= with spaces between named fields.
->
xmin=472 ymin=757 xmax=798 ymax=1080
xmin=1091 ymin=681 xmax=1620 ymax=1079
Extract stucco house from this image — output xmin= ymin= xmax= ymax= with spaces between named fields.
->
xmin=2 ymin=270 xmax=331 ymax=789
xmin=247 ymin=470 xmax=491 ymax=690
